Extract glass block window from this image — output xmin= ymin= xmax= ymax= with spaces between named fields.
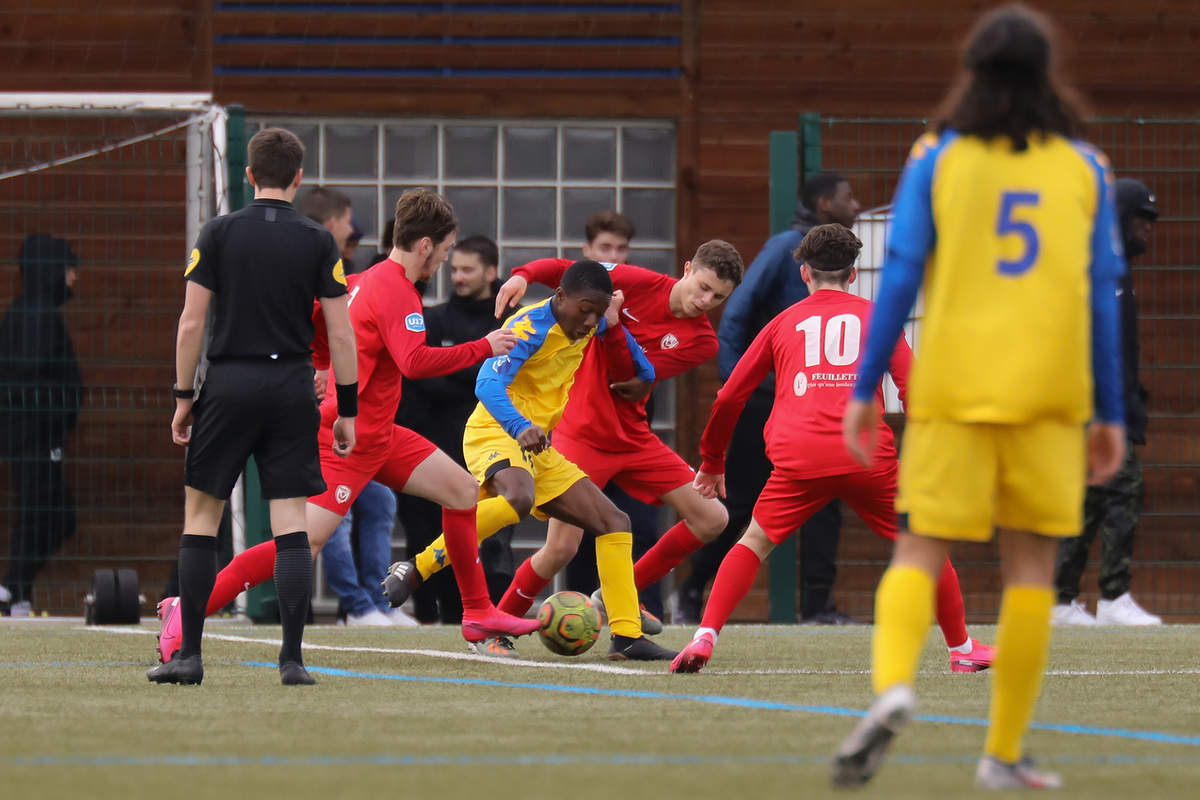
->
xmin=246 ymin=118 xmax=676 ymax=301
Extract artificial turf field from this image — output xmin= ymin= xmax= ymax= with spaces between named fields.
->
xmin=2 ymin=620 xmax=1198 ymax=799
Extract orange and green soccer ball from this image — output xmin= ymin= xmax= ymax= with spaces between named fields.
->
xmin=537 ymin=590 xmax=601 ymax=656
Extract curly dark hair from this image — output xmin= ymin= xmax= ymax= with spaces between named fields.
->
xmin=793 ymin=224 xmax=862 ymax=284
xmin=934 ymin=3 xmax=1086 ymax=152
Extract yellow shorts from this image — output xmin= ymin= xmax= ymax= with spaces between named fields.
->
xmin=463 ymin=423 xmax=587 ymax=520
xmin=897 ymin=418 xmax=1086 ymax=541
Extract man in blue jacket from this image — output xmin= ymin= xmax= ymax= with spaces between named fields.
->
xmin=674 ymin=174 xmax=861 ymax=624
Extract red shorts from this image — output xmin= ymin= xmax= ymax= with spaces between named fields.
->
xmin=309 ymin=423 xmax=437 ymax=515
xmin=753 ymin=462 xmax=899 ymax=544
xmin=553 ymin=431 xmax=695 ymax=506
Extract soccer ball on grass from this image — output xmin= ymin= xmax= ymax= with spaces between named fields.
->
xmin=537 ymin=590 xmax=601 ymax=656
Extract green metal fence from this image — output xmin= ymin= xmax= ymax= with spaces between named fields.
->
xmin=768 ymin=115 xmax=1200 ymax=621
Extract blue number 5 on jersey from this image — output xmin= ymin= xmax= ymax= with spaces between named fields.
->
xmin=996 ymin=191 xmax=1041 ymax=276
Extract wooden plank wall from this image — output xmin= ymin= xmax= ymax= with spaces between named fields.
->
xmin=0 ymin=0 xmax=1196 ymax=617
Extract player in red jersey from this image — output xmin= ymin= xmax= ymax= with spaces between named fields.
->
xmin=670 ymin=224 xmax=994 ymax=674
xmin=480 ymin=241 xmax=744 ymax=639
xmin=155 ymin=189 xmax=539 ymax=662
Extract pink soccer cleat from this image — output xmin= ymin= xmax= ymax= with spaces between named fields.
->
xmin=156 ymin=596 xmax=183 ymax=664
xmin=461 ymin=605 xmax=541 ymax=643
xmin=670 ymin=632 xmax=715 ymax=674
xmin=950 ymin=638 xmax=996 ymax=673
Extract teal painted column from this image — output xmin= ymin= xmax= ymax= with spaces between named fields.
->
xmin=765 ymin=130 xmax=800 ymax=623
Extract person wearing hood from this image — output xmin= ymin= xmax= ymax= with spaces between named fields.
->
xmin=1052 ymin=178 xmax=1162 ymax=627
xmin=395 ymin=235 xmax=513 ymax=623
xmin=0 ymin=234 xmax=81 ymax=616
xmin=674 ymin=174 xmax=862 ymax=625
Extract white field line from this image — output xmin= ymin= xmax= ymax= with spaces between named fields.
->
xmin=81 ymin=627 xmax=1200 ymax=678
xmin=82 ymin=626 xmax=648 ymax=676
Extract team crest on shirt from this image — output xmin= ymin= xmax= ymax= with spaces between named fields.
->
xmin=660 ymin=333 xmax=679 ymax=350
xmin=185 ymin=248 xmax=200 ymax=276
xmin=335 ymin=484 xmax=352 ymax=504
xmin=492 ymin=356 xmax=510 ymax=372
xmin=405 ymin=313 xmax=426 ymax=332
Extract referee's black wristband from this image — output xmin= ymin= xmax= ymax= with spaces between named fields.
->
xmin=335 ymin=382 xmax=358 ymax=418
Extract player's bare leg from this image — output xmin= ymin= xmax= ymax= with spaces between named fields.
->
xmin=632 ymin=482 xmax=728 ymax=588
xmin=399 ymin=451 xmax=540 ymax=642
xmin=540 ymin=479 xmax=676 ymax=661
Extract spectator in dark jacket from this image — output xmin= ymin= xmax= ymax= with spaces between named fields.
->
xmin=0 ymin=234 xmax=81 ymax=616
xmin=1052 ymin=178 xmax=1162 ymax=627
xmin=395 ymin=235 xmax=511 ymax=621
xmin=675 ymin=174 xmax=862 ymax=624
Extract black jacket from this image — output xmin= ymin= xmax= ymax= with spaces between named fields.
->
xmin=0 ymin=235 xmax=82 ymax=458
xmin=395 ymin=282 xmax=503 ymax=461
xmin=1120 ymin=250 xmax=1148 ymax=444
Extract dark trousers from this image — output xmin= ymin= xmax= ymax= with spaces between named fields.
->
xmin=3 ymin=453 xmax=76 ymax=604
xmin=398 ymin=492 xmax=515 ymax=623
xmin=1055 ymin=444 xmax=1143 ymax=603
xmin=683 ymin=390 xmax=842 ymax=617
xmin=563 ymin=483 xmax=664 ymax=619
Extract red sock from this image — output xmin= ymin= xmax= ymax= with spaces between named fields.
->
xmin=634 ymin=521 xmax=705 ymax=589
xmin=442 ymin=506 xmax=491 ymax=612
xmin=699 ymin=543 xmax=761 ymax=633
xmin=498 ymin=558 xmax=551 ymax=616
xmin=934 ymin=557 xmax=969 ymax=648
xmin=205 ymin=539 xmax=277 ymax=616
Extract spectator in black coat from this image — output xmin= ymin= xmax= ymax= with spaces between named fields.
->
xmin=0 ymin=234 xmax=81 ymax=616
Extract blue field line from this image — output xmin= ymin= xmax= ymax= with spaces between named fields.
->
xmin=6 ymin=752 xmax=1200 ymax=769
xmin=216 ymin=34 xmax=679 ymax=46
xmin=246 ymin=662 xmax=1200 ymax=749
xmin=214 ymin=65 xmax=680 ymax=78
xmin=215 ymin=3 xmax=681 ymax=14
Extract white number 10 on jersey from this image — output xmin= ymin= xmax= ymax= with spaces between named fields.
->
xmin=793 ymin=313 xmax=862 ymax=396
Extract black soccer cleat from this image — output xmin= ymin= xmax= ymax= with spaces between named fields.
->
xmin=381 ymin=560 xmax=422 ymax=609
xmin=606 ymin=634 xmax=679 ymax=662
xmin=279 ymin=661 xmax=316 ymax=686
xmin=146 ymin=652 xmax=204 ymax=685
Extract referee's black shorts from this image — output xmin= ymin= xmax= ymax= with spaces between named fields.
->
xmin=185 ymin=358 xmax=325 ymax=501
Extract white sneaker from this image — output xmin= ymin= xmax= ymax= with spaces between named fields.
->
xmin=1095 ymin=592 xmax=1162 ymax=626
xmin=830 ymin=685 xmax=916 ymax=788
xmin=9 ymin=600 xmax=32 ymax=618
xmin=0 ymin=584 xmax=11 ymax=605
xmin=1051 ymin=599 xmax=1097 ymax=626
xmin=386 ymin=607 xmax=420 ymax=627
xmin=345 ymin=608 xmax=393 ymax=627
xmin=975 ymin=755 xmax=1063 ymax=789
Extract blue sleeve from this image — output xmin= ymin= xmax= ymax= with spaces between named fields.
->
xmin=717 ymin=232 xmax=796 ymax=379
xmin=1081 ymin=147 xmax=1127 ymax=423
xmin=622 ymin=326 xmax=656 ymax=383
xmin=475 ymin=320 xmax=546 ymax=439
xmin=853 ymin=137 xmax=941 ymax=402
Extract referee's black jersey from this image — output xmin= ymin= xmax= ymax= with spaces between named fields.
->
xmin=185 ymin=198 xmax=348 ymax=361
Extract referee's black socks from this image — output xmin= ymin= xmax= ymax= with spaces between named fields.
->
xmin=273 ymin=530 xmax=312 ymax=666
xmin=177 ymin=534 xmax=219 ymax=660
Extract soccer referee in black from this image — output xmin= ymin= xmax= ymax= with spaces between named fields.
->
xmin=148 ymin=127 xmax=358 ymax=686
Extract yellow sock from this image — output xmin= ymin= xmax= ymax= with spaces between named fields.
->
xmin=414 ymin=496 xmax=521 ymax=579
xmin=595 ymin=531 xmax=639 ymax=638
xmin=872 ymin=565 xmax=935 ymax=695
xmin=984 ymin=585 xmax=1054 ymax=763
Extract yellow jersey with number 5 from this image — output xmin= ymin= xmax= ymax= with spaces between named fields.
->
xmin=888 ymin=130 xmax=1125 ymax=423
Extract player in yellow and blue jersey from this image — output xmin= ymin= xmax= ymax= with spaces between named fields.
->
xmin=384 ymin=260 xmax=679 ymax=661
xmin=832 ymin=5 xmax=1127 ymax=791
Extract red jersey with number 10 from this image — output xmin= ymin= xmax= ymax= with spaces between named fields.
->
xmin=514 ymin=258 xmax=718 ymax=453
xmin=700 ymin=290 xmax=911 ymax=478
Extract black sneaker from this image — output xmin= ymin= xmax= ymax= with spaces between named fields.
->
xmin=146 ymin=652 xmax=203 ymax=685
xmin=279 ymin=661 xmax=316 ymax=686
xmin=381 ymin=560 xmax=422 ymax=608
xmin=800 ymin=609 xmax=865 ymax=626
xmin=606 ymin=634 xmax=679 ymax=662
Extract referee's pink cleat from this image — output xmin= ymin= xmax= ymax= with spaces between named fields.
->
xmin=461 ymin=606 xmax=540 ymax=643
xmin=156 ymin=596 xmax=182 ymax=664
